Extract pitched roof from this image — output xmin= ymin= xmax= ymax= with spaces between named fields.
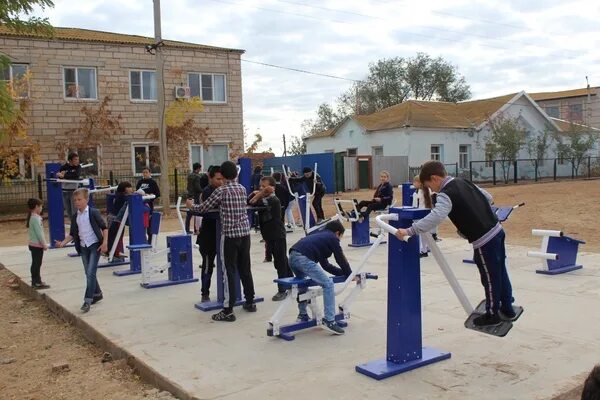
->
xmin=529 ymin=87 xmax=598 ymax=101
xmin=549 ymin=117 xmax=600 ymax=132
xmin=0 ymin=26 xmax=245 ymax=53
xmin=307 ymin=93 xmax=517 ymax=139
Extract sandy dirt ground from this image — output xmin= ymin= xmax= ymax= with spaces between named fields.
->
xmin=0 ymin=179 xmax=595 ymax=399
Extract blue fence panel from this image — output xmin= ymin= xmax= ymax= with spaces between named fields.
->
xmin=264 ymin=153 xmax=335 ymax=194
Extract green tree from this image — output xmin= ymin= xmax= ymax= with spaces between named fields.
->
xmin=301 ymin=103 xmax=344 ymax=137
xmin=526 ymin=125 xmax=555 ymax=176
xmin=288 ymin=135 xmax=306 ymax=155
xmin=484 ymin=114 xmax=526 ymax=183
xmin=553 ymin=123 xmax=598 ymax=176
xmin=1 ymin=0 xmax=54 ymax=138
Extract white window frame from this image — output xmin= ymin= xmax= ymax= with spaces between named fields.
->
xmin=62 ymin=66 xmax=98 ymax=100
xmin=188 ymin=142 xmax=230 ymax=170
xmin=372 ymin=146 xmax=384 ymax=156
xmin=1 ymin=63 xmax=30 ymax=98
xmin=187 ymin=72 xmax=227 ymax=104
xmin=430 ymin=144 xmax=443 ymax=161
xmin=459 ymin=144 xmax=470 ymax=169
xmin=129 ymin=69 xmax=157 ymax=102
xmin=131 ymin=143 xmax=161 ymax=176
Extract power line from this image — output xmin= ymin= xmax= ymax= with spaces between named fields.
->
xmin=241 ymin=58 xmax=362 ymax=82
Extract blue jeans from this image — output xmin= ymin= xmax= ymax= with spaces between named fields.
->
xmin=289 ymin=250 xmax=336 ymax=322
xmin=80 ymin=242 xmax=102 ymax=304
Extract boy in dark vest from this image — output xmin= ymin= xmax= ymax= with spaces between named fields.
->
xmin=395 ymin=161 xmax=515 ymax=327
xmin=55 ymin=188 xmax=108 ymax=313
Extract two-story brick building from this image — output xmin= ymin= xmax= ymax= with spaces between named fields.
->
xmin=0 ymin=26 xmax=245 ymax=178
xmin=530 ymin=86 xmax=599 ymax=129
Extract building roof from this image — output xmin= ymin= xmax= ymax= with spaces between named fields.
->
xmin=307 ymin=93 xmax=518 ymax=139
xmin=529 ymin=87 xmax=598 ymax=101
xmin=0 ymin=26 xmax=245 ymax=53
xmin=549 ymin=117 xmax=600 ymax=132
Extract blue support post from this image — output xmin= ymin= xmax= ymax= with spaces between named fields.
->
xmin=238 ymin=157 xmax=252 ymax=194
xmin=349 ymin=213 xmax=372 ymax=247
xmin=140 ymin=234 xmax=199 ymax=289
xmin=46 ymin=163 xmax=66 ymax=248
xmin=536 ymin=235 xmax=585 ymax=275
xmin=195 ymin=214 xmax=264 ymax=311
xmin=356 ymin=207 xmax=450 ymax=380
xmin=297 ymin=194 xmax=316 ymax=230
xmin=401 ymin=182 xmax=415 ymax=207
xmin=113 ymin=194 xmax=146 ymax=276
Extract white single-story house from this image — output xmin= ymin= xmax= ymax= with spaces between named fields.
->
xmin=305 ymin=91 xmax=598 ymax=179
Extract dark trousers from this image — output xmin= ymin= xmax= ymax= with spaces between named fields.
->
xmin=473 ymin=230 xmax=513 ymax=314
xmin=268 ymin=237 xmax=294 ymax=293
xmin=29 ymin=245 xmax=43 ymax=284
xmin=185 ymin=210 xmax=193 ymax=233
xmin=357 ymin=200 xmax=386 ymax=217
xmin=200 ymin=249 xmax=216 ymax=296
xmin=80 ymin=242 xmax=103 ymax=304
xmin=222 ymin=235 xmax=255 ymax=311
xmin=264 ymin=241 xmax=272 ymax=261
xmin=107 ymin=220 xmax=125 ymax=256
xmin=312 ymin=193 xmax=325 ymax=220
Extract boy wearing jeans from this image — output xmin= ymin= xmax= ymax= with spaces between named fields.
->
xmin=288 ymin=220 xmax=351 ymax=335
xmin=56 ymin=188 xmax=108 ymax=313
xmin=395 ymin=161 xmax=515 ymax=327
xmin=186 ymin=161 xmax=256 ymax=322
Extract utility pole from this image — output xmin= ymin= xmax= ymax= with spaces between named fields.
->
xmin=282 ymin=134 xmax=287 ymax=156
xmin=586 ymin=76 xmax=591 ymax=128
xmin=153 ymin=0 xmax=169 ymax=211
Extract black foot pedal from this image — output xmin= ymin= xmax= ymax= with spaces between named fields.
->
xmin=474 ymin=300 xmax=524 ymax=322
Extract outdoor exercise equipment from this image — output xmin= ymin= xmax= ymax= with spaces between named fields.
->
xmin=528 ymin=229 xmax=585 ymax=275
xmin=110 ymin=193 xmax=158 ymax=276
xmin=187 ymin=200 xmax=265 ymax=311
xmin=282 ymin=163 xmax=321 ymax=234
xmin=355 ymin=208 xmax=523 ymax=381
xmin=463 ymin=202 xmax=525 ymax=264
xmin=333 ymin=198 xmax=378 ymax=247
xmin=267 ymin=236 xmax=380 ymax=341
xmin=45 ymin=163 xmax=96 ymax=249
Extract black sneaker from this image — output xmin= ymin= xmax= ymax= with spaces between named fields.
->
xmin=242 ymin=303 xmax=257 ymax=312
xmin=271 ymin=292 xmax=287 ymax=301
xmin=92 ymin=293 xmax=103 ymax=305
xmin=263 ymin=258 xmax=272 ymax=263
xmin=321 ymin=318 xmax=345 ymax=335
xmin=420 ymin=252 xmax=429 ymax=258
xmin=499 ymin=307 xmax=517 ymax=321
xmin=472 ymin=313 xmax=501 ymax=327
xmin=81 ymin=303 xmax=91 ymax=313
xmin=211 ymin=310 xmax=236 ymax=322
xmin=201 ymin=294 xmax=210 ymax=303
xmin=32 ymin=282 xmax=51 ymax=289
xmin=296 ymin=313 xmax=310 ymax=322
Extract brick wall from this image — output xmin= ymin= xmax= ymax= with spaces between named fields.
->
xmin=0 ymin=36 xmax=244 ymax=176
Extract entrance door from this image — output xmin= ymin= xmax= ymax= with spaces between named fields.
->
xmin=358 ymin=159 xmax=370 ymax=189
xmin=335 ymin=152 xmax=345 ymax=193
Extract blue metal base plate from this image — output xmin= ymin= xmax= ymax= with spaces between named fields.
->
xmin=463 ymin=258 xmax=476 ymax=264
xmin=97 ymin=258 xmax=130 ymax=268
xmin=348 ymin=242 xmax=373 ymax=248
xmin=194 ymin=296 xmax=265 ymax=312
xmin=141 ymin=278 xmax=199 ymax=289
xmin=112 ymin=268 xmax=142 ymax=276
xmin=267 ymin=313 xmax=348 ymax=341
xmin=356 ymin=347 xmax=451 ymax=380
xmin=536 ymin=264 xmax=582 ymax=275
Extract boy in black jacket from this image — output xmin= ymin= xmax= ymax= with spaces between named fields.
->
xmin=249 ymin=176 xmax=294 ymax=301
xmin=55 ymin=188 xmax=108 ymax=313
xmin=57 ymin=152 xmax=82 ymax=218
xmin=136 ymin=167 xmax=160 ymax=243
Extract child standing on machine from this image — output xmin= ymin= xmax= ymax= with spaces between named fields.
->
xmin=136 ymin=167 xmax=160 ymax=244
xmin=186 ymin=161 xmax=257 ymax=322
xmin=249 ymin=176 xmax=294 ymax=302
xmin=288 ymin=220 xmax=352 ymax=335
xmin=27 ymin=198 xmax=50 ymax=289
xmin=106 ymin=182 xmax=134 ymax=260
xmin=196 ymin=165 xmax=223 ymax=303
xmin=395 ymin=161 xmax=515 ymax=327
xmin=55 ymin=188 xmax=108 ymax=313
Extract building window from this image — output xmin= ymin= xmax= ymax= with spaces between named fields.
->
xmin=188 ymin=73 xmax=226 ymax=103
xmin=130 ymin=70 xmax=157 ymax=101
xmin=568 ymin=104 xmax=583 ymax=121
xmin=1 ymin=63 xmax=29 ymax=98
xmin=544 ymin=106 xmax=559 ymax=118
xmin=324 ymin=149 xmax=334 ymax=153
xmin=132 ymin=144 xmax=161 ymax=174
xmin=63 ymin=67 xmax=97 ymax=99
xmin=372 ymin=146 xmax=384 ymax=156
xmin=459 ymin=145 xmax=470 ymax=169
xmin=189 ymin=144 xmax=229 ymax=170
xmin=430 ymin=145 xmax=443 ymax=161
xmin=347 ymin=148 xmax=358 ymax=157
xmin=0 ymin=153 xmax=34 ymax=180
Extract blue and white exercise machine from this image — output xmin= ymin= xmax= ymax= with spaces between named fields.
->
xmin=528 ymin=229 xmax=585 ymax=275
xmin=354 ymin=207 xmax=522 ymax=380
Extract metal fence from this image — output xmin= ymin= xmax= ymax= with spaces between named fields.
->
xmin=409 ymin=163 xmax=459 ymax=182
xmin=0 ymin=169 xmax=192 ymax=216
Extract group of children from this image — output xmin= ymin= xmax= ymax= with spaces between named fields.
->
xmin=28 ymin=158 xmax=516 ymax=330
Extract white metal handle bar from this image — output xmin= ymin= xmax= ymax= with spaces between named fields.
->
xmin=48 ymin=178 xmax=90 ymax=185
xmin=80 ymin=163 xmax=94 ymax=169
xmin=142 ymin=194 xmax=156 ymax=201
xmin=532 ymin=229 xmax=563 ymax=237
xmin=89 ymin=185 xmax=117 ymax=194
xmin=374 ymin=213 xmax=410 ymax=241
xmin=175 ymin=197 xmax=187 ymax=235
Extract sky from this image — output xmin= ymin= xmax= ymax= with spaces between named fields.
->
xmin=31 ymin=0 xmax=600 ymax=154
